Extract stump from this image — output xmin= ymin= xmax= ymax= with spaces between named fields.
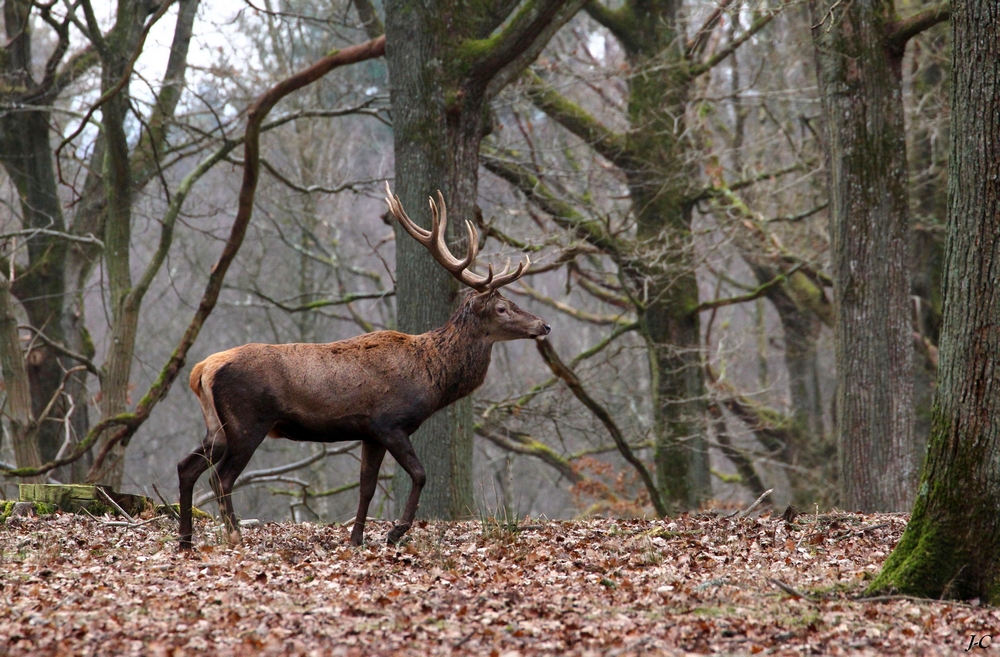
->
xmin=18 ymin=484 xmax=153 ymax=516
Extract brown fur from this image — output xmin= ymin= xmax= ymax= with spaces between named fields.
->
xmin=177 ymin=291 xmax=549 ymax=548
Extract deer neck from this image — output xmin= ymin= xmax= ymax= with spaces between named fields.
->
xmin=424 ymin=312 xmax=494 ymax=408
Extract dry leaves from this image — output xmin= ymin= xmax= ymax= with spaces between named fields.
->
xmin=1 ymin=510 xmax=997 ymax=656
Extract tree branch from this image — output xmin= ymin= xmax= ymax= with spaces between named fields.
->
xmin=686 ymin=0 xmax=735 ymax=60
xmin=194 ymin=442 xmax=361 ymax=506
xmin=523 ymin=70 xmax=631 ymax=167
xmin=54 ymin=1 xmax=174 ymax=181
xmin=689 ymin=7 xmax=781 ymax=78
xmin=467 ymin=0 xmax=589 ymax=99
xmin=886 ymin=2 xmax=950 ymax=55
xmin=692 ymin=264 xmax=803 ymax=314
xmin=512 ymin=282 xmax=633 ymax=326
xmin=481 ymin=145 xmax=622 ymax=255
xmin=482 ymin=320 xmax=638 ymax=420
xmin=239 ymin=287 xmax=394 ymax=314
xmin=131 ymin=0 xmax=200 ymax=180
xmin=0 ymin=228 xmax=103 ymax=248
xmin=535 ymin=338 xmax=668 ymax=517
xmin=686 ymin=163 xmax=805 ymax=204
xmin=476 ymin=424 xmax=583 ymax=483
xmin=583 ymin=1 xmax=639 ymax=54
xmin=19 ymin=326 xmax=101 ymax=377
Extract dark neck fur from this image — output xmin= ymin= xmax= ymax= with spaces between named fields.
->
xmin=423 ymin=299 xmax=494 ymax=408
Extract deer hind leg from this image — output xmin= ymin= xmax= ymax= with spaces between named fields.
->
xmin=350 ymin=440 xmax=387 ymax=546
xmin=211 ymin=424 xmax=269 ymax=545
xmin=380 ymin=430 xmax=426 ymax=545
xmin=177 ymin=429 xmax=227 ymax=549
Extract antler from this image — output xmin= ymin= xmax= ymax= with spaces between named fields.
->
xmin=384 ymin=182 xmax=529 ymax=292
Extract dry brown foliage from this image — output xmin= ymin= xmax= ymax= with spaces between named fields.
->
xmin=1 ymin=510 xmax=997 ymax=655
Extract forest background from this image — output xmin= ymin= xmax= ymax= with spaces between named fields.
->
xmin=0 ymin=0 xmax=951 ymax=530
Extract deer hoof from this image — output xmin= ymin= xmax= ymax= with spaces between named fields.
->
xmin=386 ymin=524 xmax=409 ymax=544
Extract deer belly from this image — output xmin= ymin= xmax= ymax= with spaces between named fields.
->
xmin=268 ymin=416 xmax=372 ymax=442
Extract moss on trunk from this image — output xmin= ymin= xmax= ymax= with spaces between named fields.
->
xmin=869 ymin=0 xmax=1000 ymax=602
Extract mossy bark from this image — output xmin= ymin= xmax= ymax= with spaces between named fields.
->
xmin=88 ymin=3 xmax=158 ymax=488
xmin=809 ymin=0 xmax=917 ymax=511
xmin=869 ymin=0 xmax=1000 ymax=602
xmin=591 ymin=0 xmax=710 ymax=511
xmin=386 ymin=0 xmax=585 ymax=519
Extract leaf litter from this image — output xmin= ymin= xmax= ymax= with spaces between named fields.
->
xmin=1 ymin=509 xmax=997 ymax=656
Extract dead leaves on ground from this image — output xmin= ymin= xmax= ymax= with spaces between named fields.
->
xmin=0 ymin=510 xmax=997 ymax=655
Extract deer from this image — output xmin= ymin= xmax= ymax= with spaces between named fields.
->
xmin=177 ymin=183 xmax=550 ymax=548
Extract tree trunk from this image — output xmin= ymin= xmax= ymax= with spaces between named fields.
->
xmin=385 ymin=1 xmax=476 ymax=520
xmin=87 ymin=2 xmax=157 ymax=488
xmin=0 ymin=271 xmax=43 ymax=482
xmin=617 ymin=0 xmax=710 ymax=512
xmin=809 ymin=0 xmax=916 ymax=511
xmin=385 ymin=0 xmax=585 ymax=519
xmin=869 ymin=0 xmax=1000 ymax=600
xmin=759 ymin=275 xmax=836 ymax=506
xmin=0 ymin=1 xmax=73 ymax=472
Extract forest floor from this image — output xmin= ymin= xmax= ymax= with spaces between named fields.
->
xmin=0 ymin=507 xmax=997 ymax=656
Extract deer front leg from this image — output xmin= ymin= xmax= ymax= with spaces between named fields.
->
xmin=381 ymin=431 xmax=426 ymax=545
xmin=351 ymin=440 xmax=387 ymax=546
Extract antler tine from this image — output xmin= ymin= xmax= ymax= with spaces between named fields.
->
xmin=386 ymin=183 xmax=492 ymax=291
xmin=428 ymin=190 xmax=479 ymax=276
xmin=484 ymin=255 xmax=530 ymax=291
xmin=384 ymin=182 xmax=432 ymax=243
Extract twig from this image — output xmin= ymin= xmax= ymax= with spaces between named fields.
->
xmin=767 ymin=577 xmax=816 ymax=602
xmin=535 ymin=338 xmax=668 ymax=517
xmin=97 ymin=486 xmax=136 ymax=524
xmin=0 ymin=228 xmax=103 ymax=247
xmin=18 ymin=326 xmax=100 ymax=377
xmin=728 ymin=488 xmax=773 ymax=519
xmin=455 ymin=630 xmax=477 ymax=648
xmin=151 ymin=483 xmax=179 ymax=519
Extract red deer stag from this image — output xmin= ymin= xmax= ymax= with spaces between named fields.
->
xmin=177 ymin=183 xmax=550 ymax=548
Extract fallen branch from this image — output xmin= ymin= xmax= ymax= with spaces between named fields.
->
xmin=730 ymin=488 xmax=773 ymax=520
xmin=767 ymin=577 xmax=816 ymax=602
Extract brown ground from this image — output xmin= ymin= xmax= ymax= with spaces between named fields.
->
xmin=1 ymin=509 xmax=997 ymax=655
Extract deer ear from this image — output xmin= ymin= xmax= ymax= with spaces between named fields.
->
xmin=468 ymin=289 xmax=492 ymax=312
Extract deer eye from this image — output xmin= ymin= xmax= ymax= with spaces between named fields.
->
xmin=496 ymin=305 xmax=507 ymax=314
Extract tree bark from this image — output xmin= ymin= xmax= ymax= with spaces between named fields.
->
xmin=809 ymin=0 xmax=916 ymax=511
xmin=584 ymin=0 xmax=711 ymax=511
xmin=0 ymin=0 xmax=74 ymax=471
xmin=869 ymin=0 xmax=1000 ymax=601
xmin=0 ymin=272 xmax=43 ymax=482
xmin=385 ymin=0 xmax=478 ymax=520
xmin=385 ymin=0 xmax=585 ymax=519
xmin=87 ymin=2 xmax=158 ymax=487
